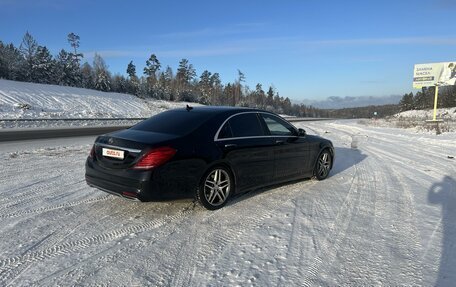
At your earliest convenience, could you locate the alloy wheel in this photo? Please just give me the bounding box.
[203,168,231,207]
[316,151,331,180]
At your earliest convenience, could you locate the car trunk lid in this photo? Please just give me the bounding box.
[94,129,179,169]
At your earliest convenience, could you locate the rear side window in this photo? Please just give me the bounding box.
[218,122,233,139]
[225,113,264,138]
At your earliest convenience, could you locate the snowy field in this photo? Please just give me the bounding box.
[0,120,455,286]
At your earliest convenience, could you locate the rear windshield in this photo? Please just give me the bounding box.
[130,110,211,135]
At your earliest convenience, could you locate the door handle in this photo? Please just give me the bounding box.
[275,140,284,145]
[224,144,237,148]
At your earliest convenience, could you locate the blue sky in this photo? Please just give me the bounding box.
[1,0,455,102]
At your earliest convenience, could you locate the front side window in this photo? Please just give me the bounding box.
[261,114,296,136]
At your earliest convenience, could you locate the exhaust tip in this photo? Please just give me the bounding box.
[122,191,139,200]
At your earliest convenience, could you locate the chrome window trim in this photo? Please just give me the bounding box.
[95,143,142,153]
[213,111,298,141]
[215,135,298,142]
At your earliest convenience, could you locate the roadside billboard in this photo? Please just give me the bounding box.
[413,62,456,89]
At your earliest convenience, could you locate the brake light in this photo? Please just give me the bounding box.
[89,145,95,158]
[133,146,176,170]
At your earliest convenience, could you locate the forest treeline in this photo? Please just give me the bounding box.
[3,32,453,119]
[0,32,327,117]
[399,86,456,112]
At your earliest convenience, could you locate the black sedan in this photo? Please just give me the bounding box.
[85,106,334,210]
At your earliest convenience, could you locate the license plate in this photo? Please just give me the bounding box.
[102,148,124,159]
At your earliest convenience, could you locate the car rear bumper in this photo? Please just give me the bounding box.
[85,174,142,201]
[85,157,199,201]
[85,158,164,201]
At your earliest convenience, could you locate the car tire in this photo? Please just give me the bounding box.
[314,149,332,180]
[197,166,233,210]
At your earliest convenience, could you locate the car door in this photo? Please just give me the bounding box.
[215,112,275,192]
[259,113,311,182]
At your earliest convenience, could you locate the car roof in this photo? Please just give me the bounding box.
[177,105,265,115]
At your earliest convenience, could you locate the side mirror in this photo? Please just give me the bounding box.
[298,128,306,136]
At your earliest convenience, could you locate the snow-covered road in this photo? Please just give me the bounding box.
[0,120,455,286]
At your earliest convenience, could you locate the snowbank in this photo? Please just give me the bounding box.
[358,107,456,133]
[392,107,456,120]
[0,79,199,119]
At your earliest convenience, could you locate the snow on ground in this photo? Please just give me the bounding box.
[359,107,456,133]
[0,79,200,124]
[0,119,142,129]
[0,120,455,286]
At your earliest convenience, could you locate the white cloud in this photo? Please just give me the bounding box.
[82,36,456,60]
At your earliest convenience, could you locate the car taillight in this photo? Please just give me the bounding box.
[89,145,95,158]
[133,146,176,170]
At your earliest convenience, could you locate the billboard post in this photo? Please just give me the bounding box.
[413,61,455,122]
[433,86,439,121]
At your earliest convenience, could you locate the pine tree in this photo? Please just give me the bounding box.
[210,73,222,105]
[80,62,94,89]
[176,58,196,85]
[440,86,456,108]
[67,32,84,68]
[19,31,38,82]
[283,97,292,115]
[67,33,80,55]
[0,42,25,80]
[143,54,161,98]
[234,69,245,106]
[56,49,81,86]
[266,86,274,108]
[127,61,137,79]
[66,33,83,86]
[198,70,212,104]
[93,53,111,92]
[111,74,128,93]
[254,83,265,108]
[126,61,139,96]
[399,92,414,111]
[143,54,160,79]
[176,58,196,101]
[414,87,434,109]
[33,46,55,84]
[0,41,6,79]
[163,65,175,101]
[223,83,235,106]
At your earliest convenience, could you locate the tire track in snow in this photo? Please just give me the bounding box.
[141,200,264,286]
[180,181,320,286]
[306,121,426,285]
[0,193,110,220]
[34,203,199,287]
[0,179,85,212]
[364,149,424,285]
[275,198,308,286]
[300,160,365,286]
[0,204,197,285]
[138,182,317,286]
[1,200,128,286]
[0,172,69,202]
